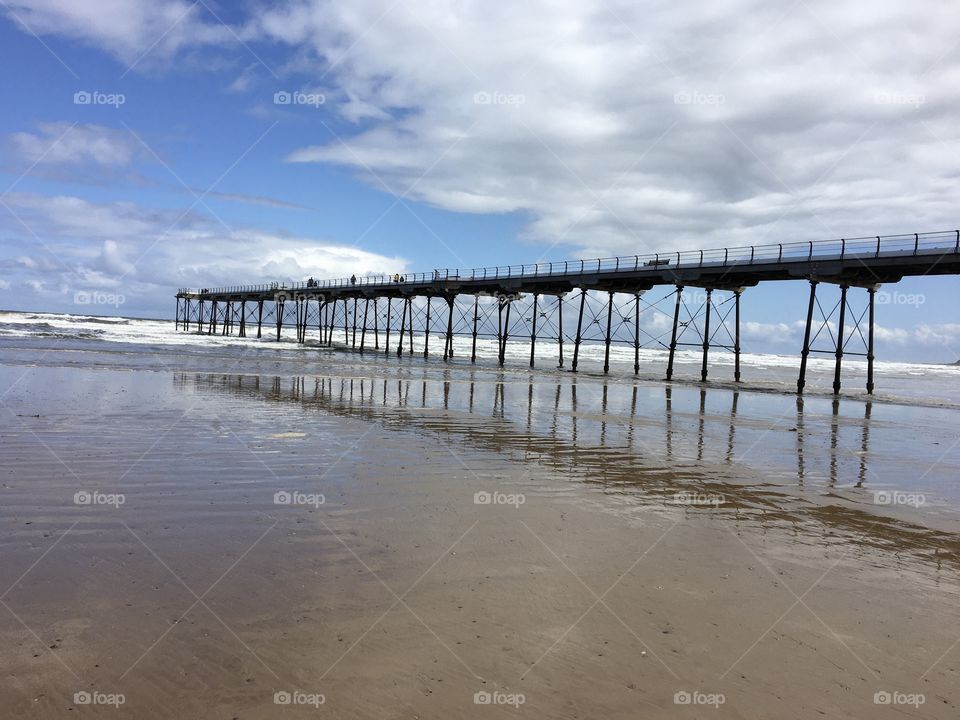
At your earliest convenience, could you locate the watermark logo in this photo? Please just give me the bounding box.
[74,690,125,707]
[73,90,125,108]
[674,90,725,106]
[474,690,525,707]
[875,290,924,307]
[74,290,125,308]
[274,90,325,108]
[673,491,724,507]
[474,91,526,107]
[874,490,925,508]
[674,690,725,707]
[874,91,925,108]
[474,490,525,508]
[274,690,325,707]
[274,490,325,508]
[874,690,925,707]
[74,490,125,508]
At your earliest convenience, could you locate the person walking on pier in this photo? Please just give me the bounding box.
[350,274,357,285]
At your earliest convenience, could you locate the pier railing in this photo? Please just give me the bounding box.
[179,230,960,296]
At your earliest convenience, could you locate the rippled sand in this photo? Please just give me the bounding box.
[1,349,958,718]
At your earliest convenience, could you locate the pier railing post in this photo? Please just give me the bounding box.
[571,289,587,372]
[798,280,818,393]
[700,288,713,381]
[666,286,683,380]
[833,284,848,394]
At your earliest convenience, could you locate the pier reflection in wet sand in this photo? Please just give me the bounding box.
[181,371,960,572]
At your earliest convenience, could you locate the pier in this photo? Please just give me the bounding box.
[175,230,960,393]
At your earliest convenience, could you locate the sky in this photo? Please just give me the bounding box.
[0,0,959,361]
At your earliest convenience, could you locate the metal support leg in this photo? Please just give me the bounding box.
[360,298,369,352]
[666,286,683,380]
[257,300,263,339]
[798,280,818,394]
[275,299,283,340]
[343,298,349,345]
[500,300,512,366]
[210,300,218,335]
[352,298,358,348]
[397,298,408,356]
[634,292,641,374]
[603,291,614,374]
[471,296,479,362]
[373,299,379,349]
[185,299,191,332]
[424,297,432,357]
[866,287,876,394]
[529,293,539,368]
[571,289,587,372]
[408,298,415,355]
[700,288,713,381]
[734,290,741,382]
[385,298,393,354]
[444,296,455,361]
[833,285,848,394]
[175,297,180,330]
[557,295,564,368]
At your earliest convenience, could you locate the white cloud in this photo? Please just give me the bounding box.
[10,122,139,166]
[2,0,229,64]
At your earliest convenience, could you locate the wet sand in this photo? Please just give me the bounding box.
[1,354,959,718]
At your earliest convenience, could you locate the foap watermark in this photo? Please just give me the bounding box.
[74,490,125,508]
[74,690,125,708]
[474,490,525,508]
[674,90,725,106]
[673,491,724,508]
[274,90,325,108]
[474,690,525,707]
[474,91,526,107]
[875,290,924,307]
[274,490,325,508]
[874,490,925,508]
[874,690,925,708]
[74,290,125,308]
[73,90,125,108]
[674,690,725,708]
[274,690,325,707]
[874,91,925,108]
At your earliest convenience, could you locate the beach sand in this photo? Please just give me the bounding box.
[1,351,958,718]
